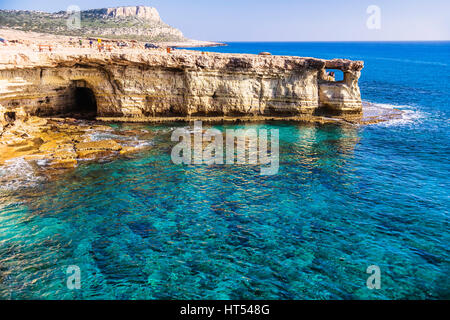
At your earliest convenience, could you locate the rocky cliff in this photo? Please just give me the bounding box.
[103,6,161,22]
[0,49,364,127]
[0,6,184,42]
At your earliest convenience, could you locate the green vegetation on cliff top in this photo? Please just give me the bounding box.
[0,9,186,42]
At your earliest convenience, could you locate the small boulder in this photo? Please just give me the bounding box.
[49,159,77,169]
[77,150,114,159]
[75,139,122,152]
[120,146,139,155]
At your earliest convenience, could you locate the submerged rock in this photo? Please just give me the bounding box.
[0,117,151,175]
[75,140,122,152]
[50,159,78,169]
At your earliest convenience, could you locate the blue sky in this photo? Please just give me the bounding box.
[0,0,449,41]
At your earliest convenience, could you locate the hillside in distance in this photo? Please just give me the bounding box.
[0,6,186,42]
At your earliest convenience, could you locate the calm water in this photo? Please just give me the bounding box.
[0,42,449,299]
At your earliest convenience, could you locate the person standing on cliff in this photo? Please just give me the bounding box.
[97,39,102,52]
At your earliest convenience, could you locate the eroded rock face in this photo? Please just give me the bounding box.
[0,50,364,124]
[317,60,364,114]
[104,6,161,22]
[0,116,150,169]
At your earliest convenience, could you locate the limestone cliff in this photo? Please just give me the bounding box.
[103,6,161,22]
[0,50,364,126]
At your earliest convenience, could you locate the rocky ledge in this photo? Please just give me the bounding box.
[0,47,369,179]
[0,48,364,128]
[0,116,152,171]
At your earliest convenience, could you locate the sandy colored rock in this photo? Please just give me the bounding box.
[75,140,122,152]
[39,140,58,152]
[90,125,115,131]
[105,6,161,22]
[22,153,49,161]
[0,39,363,123]
[119,146,140,155]
[26,117,48,126]
[52,149,77,160]
[76,149,114,159]
[0,117,148,169]
[49,159,77,169]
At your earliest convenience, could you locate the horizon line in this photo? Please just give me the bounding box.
[210,40,450,43]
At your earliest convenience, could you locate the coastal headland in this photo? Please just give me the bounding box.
[0,31,364,123]
[0,29,394,172]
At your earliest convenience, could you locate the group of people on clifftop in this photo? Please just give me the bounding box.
[67,37,159,52]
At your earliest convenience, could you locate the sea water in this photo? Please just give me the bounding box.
[0,42,449,299]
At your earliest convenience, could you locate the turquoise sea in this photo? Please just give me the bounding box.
[0,42,449,299]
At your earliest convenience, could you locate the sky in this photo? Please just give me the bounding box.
[0,0,449,41]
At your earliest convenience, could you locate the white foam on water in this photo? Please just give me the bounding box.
[0,157,45,191]
[84,128,155,155]
[372,57,449,67]
[36,159,49,166]
[86,130,130,141]
[132,140,154,148]
[364,102,427,127]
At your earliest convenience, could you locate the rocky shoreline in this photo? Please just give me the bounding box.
[0,41,364,122]
[0,101,403,182]
[96,101,403,125]
[0,30,401,180]
[0,116,152,171]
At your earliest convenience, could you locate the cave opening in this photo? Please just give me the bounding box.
[4,111,16,123]
[72,86,98,119]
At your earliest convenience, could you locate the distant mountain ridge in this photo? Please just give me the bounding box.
[0,6,186,42]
